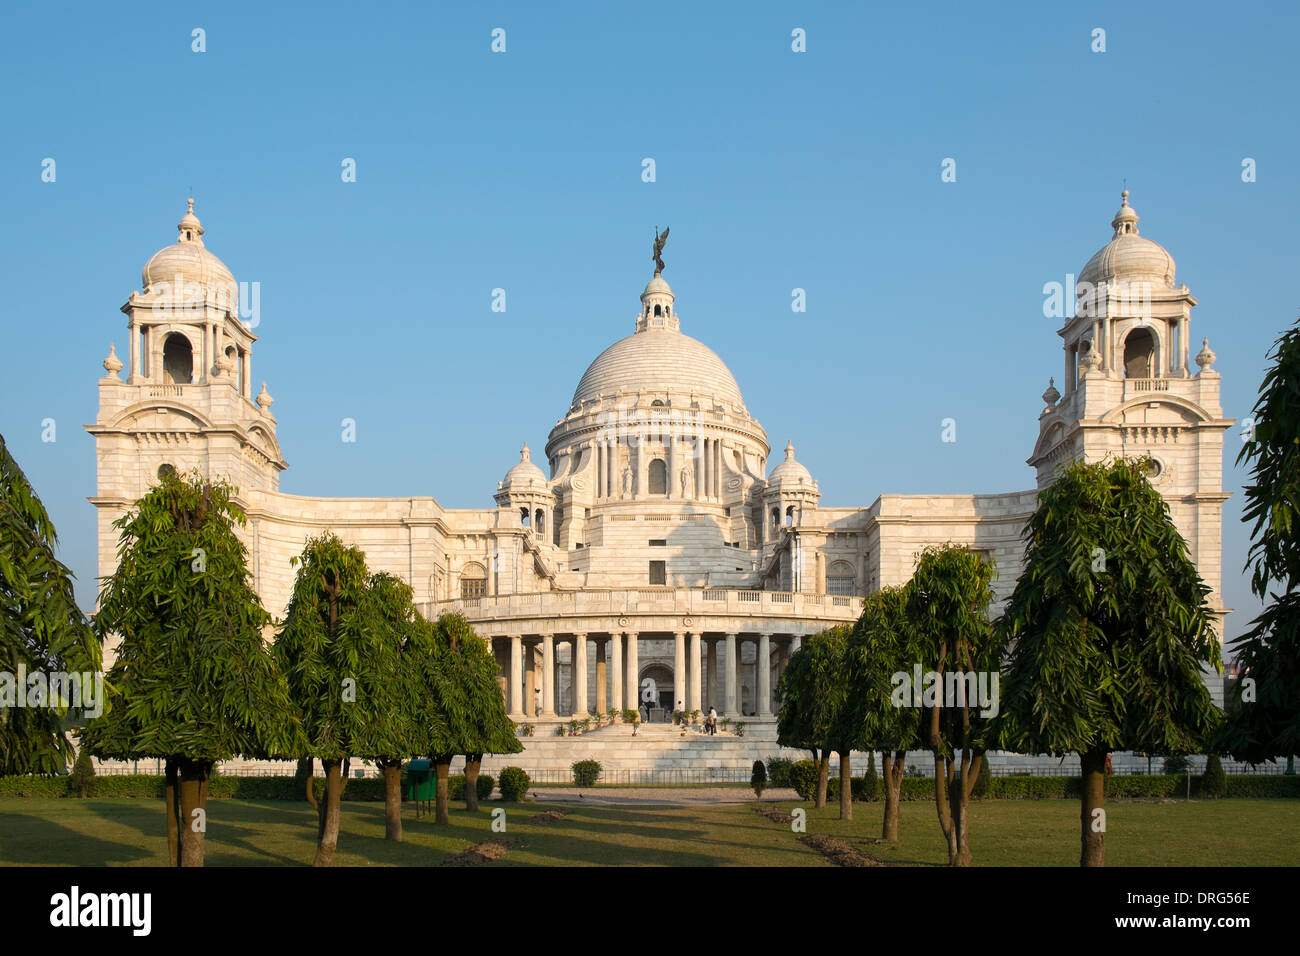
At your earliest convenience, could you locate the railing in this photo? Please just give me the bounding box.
[1127,378,1170,392]
[425,587,864,623]
[148,385,184,398]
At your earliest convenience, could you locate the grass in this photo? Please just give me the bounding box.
[0,796,1296,867]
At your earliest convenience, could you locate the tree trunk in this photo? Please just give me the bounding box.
[838,751,852,820]
[814,753,830,809]
[177,758,209,868]
[314,759,343,867]
[381,760,402,842]
[299,757,317,810]
[1080,746,1107,868]
[434,757,452,825]
[164,758,180,866]
[464,755,482,811]
[881,750,905,842]
[934,753,961,865]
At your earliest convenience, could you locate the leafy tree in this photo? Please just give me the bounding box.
[820,625,864,819]
[847,585,922,840]
[407,612,520,823]
[750,759,767,798]
[993,459,1222,867]
[274,533,394,865]
[776,629,848,808]
[1217,316,1300,767]
[908,544,1000,867]
[80,471,301,866]
[365,572,431,841]
[1200,753,1227,798]
[0,434,101,775]
[69,747,95,798]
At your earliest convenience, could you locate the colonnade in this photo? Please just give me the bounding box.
[496,631,804,721]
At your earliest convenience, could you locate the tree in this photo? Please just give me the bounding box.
[274,533,393,866]
[846,585,923,841]
[80,471,301,866]
[993,459,1222,867]
[907,544,1000,867]
[438,612,519,812]
[1217,316,1300,767]
[776,628,849,809]
[819,626,863,820]
[0,434,101,776]
[407,612,520,824]
[364,572,430,841]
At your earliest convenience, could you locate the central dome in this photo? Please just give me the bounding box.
[570,272,746,411]
[572,330,745,409]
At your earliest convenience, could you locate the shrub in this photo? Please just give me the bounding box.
[572,759,602,787]
[751,760,767,798]
[766,756,794,789]
[476,773,495,801]
[827,775,872,802]
[68,750,95,798]
[862,753,879,802]
[620,708,640,725]
[1200,754,1227,798]
[1163,755,1191,775]
[498,766,530,802]
[733,722,746,737]
[789,760,819,801]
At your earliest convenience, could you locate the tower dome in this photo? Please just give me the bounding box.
[141,199,239,309]
[1078,191,1176,289]
[500,443,548,489]
[767,441,815,488]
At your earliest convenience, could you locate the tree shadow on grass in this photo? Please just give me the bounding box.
[0,809,154,866]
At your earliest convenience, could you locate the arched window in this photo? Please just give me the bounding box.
[534,509,545,535]
[771,507,780,529]
[827,560,856,596]
[157,463,177,481]
[1123,328,1156,379]
[654,304,662,317]
[648,458,667,495]
[460,562,487,599]
[162,333,193,385]
[784,505,795,526]
[520,507,530,527]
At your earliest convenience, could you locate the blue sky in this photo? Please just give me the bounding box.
[1,1,1295,647]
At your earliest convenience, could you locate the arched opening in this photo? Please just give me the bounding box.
[459,562,487,599]
[520,507,530,527]
[1123,327,1156,379]
[639,663,674,719]
[157,463,177,481]
[653,304,662,317]
[534,509,545,535]
[648,458,667,495]
[771,507,780,529]
[162,333,193,385]
[827,560,856,596]
[784,505,795,526]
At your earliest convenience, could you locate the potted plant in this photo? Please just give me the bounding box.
[689,709,701,727]
[568,719,581,736]
[734,721,746,738]
[621,708,640,735]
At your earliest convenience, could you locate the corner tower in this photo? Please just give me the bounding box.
[1029,191,1234,636]
[87,201,288,587]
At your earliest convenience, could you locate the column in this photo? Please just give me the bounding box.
[542,634,555,717]
[695,437,704,498]
[758,632,772,716]
[689,632,702,713]
[703,439,712,500]
[714,439,722,497]
[724,633,738,717]
[666,435,674,499]
[573,633,589,717]
[525,643,538,716]
[673,633,686,714]
[790,635,802,654]
[1179,313,1190,373]
[736,638,745,715]
[626,632,639,713]
[610,632,624,717]
[596,639,607,717]
[509,635,523,718]
[703,639,714,711]
[128,320,139,383]
[608,440,616,500]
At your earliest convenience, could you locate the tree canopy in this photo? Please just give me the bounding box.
[1217,315,1300,763]
[0,434,101,775]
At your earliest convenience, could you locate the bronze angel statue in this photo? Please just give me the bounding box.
[652,226,669,274]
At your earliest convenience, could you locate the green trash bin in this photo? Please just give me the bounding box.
[406,759,435,818]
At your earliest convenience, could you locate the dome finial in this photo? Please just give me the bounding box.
[1110,189,1139,237]
[1121,188,1129,207]
[520,443,531,462]
[785,441,795,460]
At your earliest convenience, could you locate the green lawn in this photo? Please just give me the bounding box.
[0,797,1295,866]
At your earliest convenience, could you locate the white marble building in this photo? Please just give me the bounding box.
[87,194,1232,775]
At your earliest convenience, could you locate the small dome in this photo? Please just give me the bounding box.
[1078,191,1176,289]
[141,199,238,307]
[768,441,813,485]
[502,443,547,486]
[643,274,672,296]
